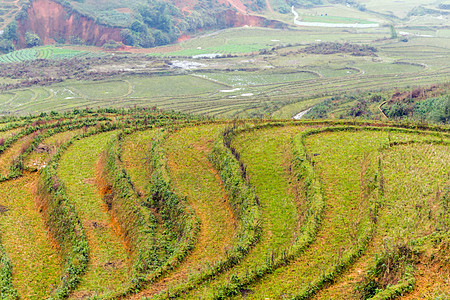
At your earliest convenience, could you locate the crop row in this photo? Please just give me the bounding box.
[0,116,448,298]
[0,48,91,64]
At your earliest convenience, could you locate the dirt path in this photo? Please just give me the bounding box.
[130,125,237,298]
[0,174,62,298]
[293,108,312,120]
[223,0,247,14]
[265,0,274,14]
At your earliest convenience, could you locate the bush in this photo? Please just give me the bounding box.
[357,243,417,299]
[25,32,42,48]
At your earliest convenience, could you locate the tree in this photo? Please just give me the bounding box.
[3,21,18,41]
[390,25,397,39]
[131,21,145,33]
[25,32,42,48]
[0,40,14,54]
[121,29,135,46]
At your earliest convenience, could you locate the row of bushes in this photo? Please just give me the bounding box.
[101,132,200,297]
[0,120,119,299]
[155,125,262,299]
[207,125,326,298]
[2,119,115,298]
[36,121,121,299]
[0,110,204,297]
[0,238,18,299]
[294,127,449,299]
[0,116,107,182]
[32,111,206,297]
[142,133,200,281]
[207,123,437,298]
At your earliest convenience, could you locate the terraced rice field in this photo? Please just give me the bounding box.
[0,47,98,64]
[0,109,448,299]
[0,61,448,119]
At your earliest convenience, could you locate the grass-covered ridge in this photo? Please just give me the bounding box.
[0,109,448,299]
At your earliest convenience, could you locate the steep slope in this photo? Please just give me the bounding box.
[16,0,124,48]
[11,0,285,49]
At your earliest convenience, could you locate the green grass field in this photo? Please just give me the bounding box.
[58,131,132,298]
[0,22,447,120]
[0,0,448,297]
[0,111,448,299]
[0,46,93,64]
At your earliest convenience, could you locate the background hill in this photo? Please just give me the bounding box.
[0,0,448,122]
[0,0,447,51]
[0,0,285,50]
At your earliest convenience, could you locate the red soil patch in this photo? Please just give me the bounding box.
[115,44,183,54]
[177,35,191,43]
[16,0,123,48]
[115,7,132,14]
[95,155,132,251]
[222,10,286,28]
[218,0,248,14]
[181,7,192,15]
[171,0,197,10]
[15,0,283,50]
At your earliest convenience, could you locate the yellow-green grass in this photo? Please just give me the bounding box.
[290,4,385,23]
[380,142,449,246]
[136,125,237,297]
[128,76,228,98]
[0,127,22,141]
[363,0,438,19]
[0,133,35,177]
[24,129,84,170]
[70,80,131,100]
[58,131,131,298]
[122,129,162,198]
[313,141,449,299]
[0,174,62,298]
[186,126,302,298]
[378,143,449,299]
[240,129,446,298]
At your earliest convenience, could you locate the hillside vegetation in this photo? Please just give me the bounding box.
[0,109,448,299]
[0,0,447,298]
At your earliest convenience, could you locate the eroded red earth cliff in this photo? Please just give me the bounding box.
[16,0,284,49]
[17,0,123,48]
